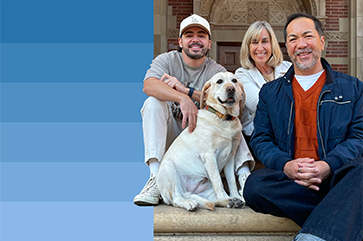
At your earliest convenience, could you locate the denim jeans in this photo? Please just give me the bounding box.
[243,158,363,241]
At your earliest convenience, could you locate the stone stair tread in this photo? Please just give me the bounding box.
[155,235,296,241]
[154,204,300,234]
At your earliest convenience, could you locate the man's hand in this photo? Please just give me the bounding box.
[160,74,200,132]
[144,75,199,132]
[179,95,198,132]
[284,158,314,180]
[160,74,189,95]
[295,160,332,191]
[283,158,332,191]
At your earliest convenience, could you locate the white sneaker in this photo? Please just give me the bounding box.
[294,233,326,241]
[238,172,250,202]
[134,175,160,206]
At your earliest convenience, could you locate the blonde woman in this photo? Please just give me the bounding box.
[236,21,291,139]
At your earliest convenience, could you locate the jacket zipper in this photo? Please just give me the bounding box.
[287,101,293,156]
[317,90,330,159]
[320,100,351,105]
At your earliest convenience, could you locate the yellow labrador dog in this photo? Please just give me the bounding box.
[156,72,246,211]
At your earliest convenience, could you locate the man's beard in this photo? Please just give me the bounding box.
[182,43,209,59]
[289,48,321,71]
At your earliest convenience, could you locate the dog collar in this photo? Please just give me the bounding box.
[205,106,235,121]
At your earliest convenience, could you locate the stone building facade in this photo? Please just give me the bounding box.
[154,0,362,79]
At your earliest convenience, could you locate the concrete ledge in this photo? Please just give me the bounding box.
[154,204,300,234]
[155,235,297,241]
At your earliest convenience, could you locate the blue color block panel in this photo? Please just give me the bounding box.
[1,43,153,83]
[0,83,148,122]
[0,202,153,241]
[0,0,155,239]
[0,122,144,162]
[0,0,153,43]
[0,162,150,202]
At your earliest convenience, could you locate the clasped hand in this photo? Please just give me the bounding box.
[283,158,332,191]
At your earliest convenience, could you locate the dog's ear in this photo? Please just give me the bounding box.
[200,81,211,109]
[238,82,246,120]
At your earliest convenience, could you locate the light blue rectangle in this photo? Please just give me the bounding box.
[0,43,153,83]
[0,0,153,43]
[0,122,144,162]
[0,162,150,202]
[0,83,148,122]
[0,201,154,241]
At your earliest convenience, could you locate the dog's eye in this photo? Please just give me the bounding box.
[232,78,238,83]
[216,79,223,84]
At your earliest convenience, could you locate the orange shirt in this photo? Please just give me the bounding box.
[292,71,326,160]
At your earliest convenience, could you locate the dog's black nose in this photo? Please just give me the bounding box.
[226,86,235,94]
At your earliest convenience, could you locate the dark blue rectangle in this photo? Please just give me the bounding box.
[1,123,144,162]
[0,83,147,122]
[1,43,153,83]
[0,0,153,43]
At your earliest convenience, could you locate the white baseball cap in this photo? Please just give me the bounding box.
[179,14,211,37]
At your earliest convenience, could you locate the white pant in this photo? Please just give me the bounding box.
[141,96,255,172]
[141,97,183,164]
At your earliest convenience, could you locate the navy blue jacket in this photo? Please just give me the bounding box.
[250,58,363,172]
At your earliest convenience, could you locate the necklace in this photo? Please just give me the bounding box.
[262,71,275,82]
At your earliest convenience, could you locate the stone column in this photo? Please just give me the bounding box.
[154,0,168,57]
[350,0,363,79]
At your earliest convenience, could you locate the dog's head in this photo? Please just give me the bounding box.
[200,72,245,118]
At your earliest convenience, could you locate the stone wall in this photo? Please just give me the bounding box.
[155,0,362,78]
[167,0,193,51]
[325,0,349,74]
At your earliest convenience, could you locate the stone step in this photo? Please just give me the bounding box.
[154,204,300,241]
[155,235,297,241]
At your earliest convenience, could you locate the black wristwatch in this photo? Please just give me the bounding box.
[188,87,195,98]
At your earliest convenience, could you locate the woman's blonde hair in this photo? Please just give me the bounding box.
[240,21,283,69]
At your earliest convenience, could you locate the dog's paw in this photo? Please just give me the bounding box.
[227,197,245,209]
[179,200,200,212]
[186,202,199,212]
